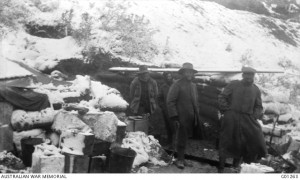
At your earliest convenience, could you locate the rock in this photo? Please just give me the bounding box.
[0,125,14,152]
[13,129,46,152]
[0,102,13,125]
[32,143,65,173]
[52,111,92,134]
[122,132,169,167]
[261,124,285,137]
[81,112,118,142]
[0,151,26,171]
[11,108,55,132]
[60,130,95,156]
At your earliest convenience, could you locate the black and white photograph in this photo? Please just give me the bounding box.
[0,0,300,176]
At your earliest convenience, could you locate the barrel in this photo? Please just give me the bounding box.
[64,153,90,173]
[92,139,111,156]
[21,137,43,167]
[109,147,136,173]
[89,156,106,173]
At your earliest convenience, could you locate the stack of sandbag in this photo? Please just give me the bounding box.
[11,108,56,152]
[259,87,300,157]
[197,84,222,121]
[196,79,225,140]
[260,88,294,143]
[262,88,292,123]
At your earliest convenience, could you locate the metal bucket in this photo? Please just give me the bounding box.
[21,137,43,167]
[108,147,136,173]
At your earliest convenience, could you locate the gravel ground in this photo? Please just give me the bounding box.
[135,160,238,173]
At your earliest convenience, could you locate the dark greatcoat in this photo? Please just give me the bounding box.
[218,80,267,163]
[158,82,174,143]
[167,78,204,138]
[129,77,158,114]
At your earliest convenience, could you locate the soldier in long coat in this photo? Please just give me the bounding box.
[158,72,174,147]
[218,66,267,173]
[167,62,204,169]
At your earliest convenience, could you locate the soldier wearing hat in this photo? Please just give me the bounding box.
[218,66,267,173]
[167,62,205,169]
[129,65,158,115]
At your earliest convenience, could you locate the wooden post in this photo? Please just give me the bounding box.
[0,102,13,125]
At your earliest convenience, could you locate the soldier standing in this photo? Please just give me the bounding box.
[167,62,204,169]
[218,66,267,173]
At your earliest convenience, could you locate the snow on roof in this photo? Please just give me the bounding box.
[0,57,33,80]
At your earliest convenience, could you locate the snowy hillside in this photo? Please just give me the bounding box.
[1,0,300,71]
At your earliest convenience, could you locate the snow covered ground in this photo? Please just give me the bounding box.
[1,0,300,71]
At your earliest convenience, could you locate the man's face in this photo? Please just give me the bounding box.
[242,73,255,84]
[183,70,194,81]
[139,73,150,81]
[166,73,173,83]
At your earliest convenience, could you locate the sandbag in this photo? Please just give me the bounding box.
[278,113,293,124]
[202,85,222,95]
[198,91,219,100]
[99,94,128,112]
[198,103,219,122]
[11,108,55,132]
[51,111,92,134]
[263,102,291,115]
[81,111,118,142]
[208,79,228,88]
[198,95,219,108]
[262,90,290,103]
